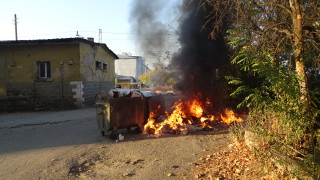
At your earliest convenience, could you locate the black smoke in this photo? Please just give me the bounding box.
[171,1,229,109]
[129,0,168,54]
[129,1,230,109]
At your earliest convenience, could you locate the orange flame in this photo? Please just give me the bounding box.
[220,109,244,125]
[143,94,245,135]
[188,99,203,118]
[144,100,190,134]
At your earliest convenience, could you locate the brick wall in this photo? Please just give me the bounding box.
[0,81,114,112]
[3,82,75,111]
[82,81,115,106]
[1,81,114,112]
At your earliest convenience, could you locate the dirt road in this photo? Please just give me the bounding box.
[0,108,232,180]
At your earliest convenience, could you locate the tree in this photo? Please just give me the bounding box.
[196,0,320,175]
[138,63,179,89]
[138,71,152,86]
[201,0,319,103]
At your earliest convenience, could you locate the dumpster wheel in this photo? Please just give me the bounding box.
[135,125,143,133]
[101,131,105,136]
[110,131,119,140]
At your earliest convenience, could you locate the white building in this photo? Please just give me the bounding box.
[115,55,150,80]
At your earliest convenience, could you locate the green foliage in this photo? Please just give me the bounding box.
[201,0,320,176]
[226,28,320,176]
[138,71,152,85]
[138,67,179,89]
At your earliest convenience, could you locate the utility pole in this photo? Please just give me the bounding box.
[99,29,102,43]
[14,14,18,40]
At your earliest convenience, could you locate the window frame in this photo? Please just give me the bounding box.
[103,63,107,72]
[36,61,52,80]
[95,61,102,70]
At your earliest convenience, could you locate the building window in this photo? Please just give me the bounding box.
[103,63,107,72]
[96,61,102,70]
[37,61,51,79]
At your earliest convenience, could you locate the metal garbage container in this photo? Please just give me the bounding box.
[95,89,165,137]
[96,102,111,135]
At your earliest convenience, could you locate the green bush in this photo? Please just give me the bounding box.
[226,30,320,177]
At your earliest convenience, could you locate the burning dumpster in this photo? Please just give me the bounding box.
[95,89,165,137]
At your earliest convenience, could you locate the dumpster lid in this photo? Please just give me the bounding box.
[108,89,160,98]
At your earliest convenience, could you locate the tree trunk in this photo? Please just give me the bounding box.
[290,0,308,104]
[290,0,314,148]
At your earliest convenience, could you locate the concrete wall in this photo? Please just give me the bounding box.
[115,58,137,78]
[0,40,116,111]
[0,56,7,96]
[115,56,150,80]
[0,43,81,111]
[78,43,116,106]
[79,43,115,82]
[0,81,115,111]
[69,81,115,108]
[135,56,150,79]
[0,43,80,84]
[82,81,114,106]
[2,82,76,111]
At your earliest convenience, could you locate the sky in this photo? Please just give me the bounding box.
[0,0,180,66]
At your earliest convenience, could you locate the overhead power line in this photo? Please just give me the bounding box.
[8,30,178,39]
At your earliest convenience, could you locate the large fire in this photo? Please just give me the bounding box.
[143,93,244,135]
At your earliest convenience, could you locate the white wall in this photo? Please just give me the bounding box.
[115,58,137,78]
[115,56,149,80]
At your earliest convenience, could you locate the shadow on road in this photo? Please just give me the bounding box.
[0,108,111,154]
[0,108,230,154]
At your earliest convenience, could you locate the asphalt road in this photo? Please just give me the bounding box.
[0,108,108,179]
[0,108,231,180]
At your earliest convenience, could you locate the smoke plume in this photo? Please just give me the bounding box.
[171,1,229,108]
[130,1,169,54]
[129,1,230,109]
